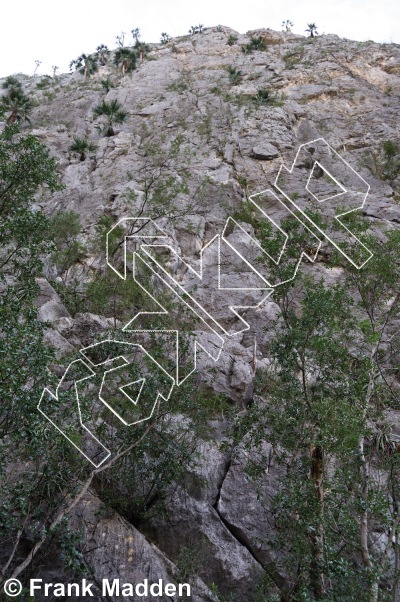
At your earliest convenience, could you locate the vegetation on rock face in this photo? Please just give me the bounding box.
[135,40,151,62]
[96,44,110,66]
[227,66,243,85]
[306,22,319,37]
[49,209,87,279]
[0,87,33,125]
[115,31,126,47]
[189,24,204,34]
[69,53,98,82]
[160,32,171,44]
[0,114,224,592]
[282,19,294,32]
[113,47,137,75]
[131,27,141,44]
[92,98,129,136]
[227,34,238,46]
[1,76,22,90]
[100,76,115,93]
[242,35,268,54]
[223,211,400,601]
[1,21,400,601]
[68,135,98,162]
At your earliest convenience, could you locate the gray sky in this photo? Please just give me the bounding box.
[1,0,399,78]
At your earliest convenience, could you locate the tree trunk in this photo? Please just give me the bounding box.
[84,65,88,83]
[122,63,126,76]
[310,31,314,38]
[6,110,17,125]
[310,444,325,599]
[80,152,86,162]
[107,126,115,137]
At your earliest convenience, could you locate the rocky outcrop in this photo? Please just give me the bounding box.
[3,24,400,599]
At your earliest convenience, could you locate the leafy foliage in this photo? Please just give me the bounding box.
[160,32,171,44]
[69,53,98,82]
[306,23,319,37]
[227,66,243,85]
[223,211,400,600]
[96,44,110,66]
[1,76,22,90]
[1,87,33,125]
[113,47,137,75]
[227,34,238,46]
[93,99,129,137]
[189,24,204,34]
[68,135,98,161]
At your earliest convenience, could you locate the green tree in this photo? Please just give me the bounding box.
[135,41,151,62]
[49,209,88,279]
[0,115,219,590]
[189,24,204,34]
[113,47,137,76]
[160,32,171,44]
[282,19,294,32]
[68,135,98,161]
[93,99,129,136]
[131,27,141,44]
[96,44,110,66]
[224,211,400,601]
[1,87,33,126]
[305,23,319,37]
[69,53,98,83]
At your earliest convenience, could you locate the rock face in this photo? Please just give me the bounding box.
[67,493,216,602]
[3,24,400,599]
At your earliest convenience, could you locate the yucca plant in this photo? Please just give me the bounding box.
[244,35,267,53]
[1,87,33,125]
[69,53,98,82]
[135,41,151,62]
[282,19,294,32]
[68,136,98,161]
[305,23,318,37]
[113,48,136,76]
[370,423,397,456]
[227,66,242,85]
[189,24,204,34]
[96,45,110,66]
[131,28,141,44]
[160,32,171,45]
[252,89,274,106]
[101,77,115,93]
[115,32,126,47]
[93,99,129,137]
[227,35,238,46]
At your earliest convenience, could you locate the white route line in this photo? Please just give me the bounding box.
[39,138,374,464]
[37,359,111,468]
[273,137,373,269]
[38,342,175,466]
[79,340,174,425]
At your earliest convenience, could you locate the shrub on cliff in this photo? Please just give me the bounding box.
[92,99,128,136]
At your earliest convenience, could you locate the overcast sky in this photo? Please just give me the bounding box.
[1,0,399,78]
